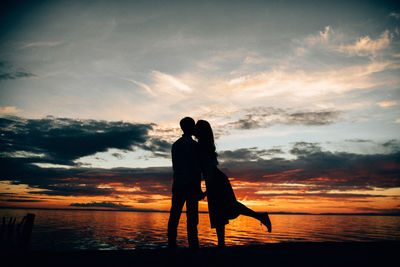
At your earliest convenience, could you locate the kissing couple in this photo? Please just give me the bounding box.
[167,117,271,249]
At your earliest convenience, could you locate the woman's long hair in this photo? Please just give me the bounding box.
[195,120,217,157]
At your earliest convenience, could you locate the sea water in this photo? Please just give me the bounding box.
[1,209,399,251]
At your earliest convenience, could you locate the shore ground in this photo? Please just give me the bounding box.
[3,241,399,267]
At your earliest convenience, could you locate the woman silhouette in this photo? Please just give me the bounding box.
[194,120,271,248]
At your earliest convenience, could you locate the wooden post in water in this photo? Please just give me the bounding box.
[0,217,5,242]
[20,213,35,250]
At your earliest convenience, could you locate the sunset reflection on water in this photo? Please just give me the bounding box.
[1,209,399,251]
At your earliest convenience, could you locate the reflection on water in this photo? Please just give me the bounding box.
[1,209,399,251]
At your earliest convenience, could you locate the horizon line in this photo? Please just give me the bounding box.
[1,206,399,216]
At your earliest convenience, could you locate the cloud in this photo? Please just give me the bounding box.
[289,142,322,156]
[221,144,400,192]
[344,139,373,143]
[0,116,174,197]
[287,111,341,125]
[0,61,36,80]
[0,193,46,203]
[2,199,44,202]
[300,27,393,58]
[294,25,338,56]
[225,107,341,130]
[131,79,156,96]
[22,42,61,48]
[121,77,156,96]
[225,59,393,105]
[381,139,400,153]
[377,100,397,108]
[141,138,171,158]
[70,201,132,209]
[254,192,386,199]
[226,115,261,130]
[29,183,115,196]
[111,152,124,159]
[0,153,173,197]
[218,147,284,161]
[0,117,398,200]
[304,26,332,46]
[0,116,169,165]
[152,70,192,93]
[0,106,20,114]
[1,139,399,199]
[337,30,392,57]
[0,70,36,80]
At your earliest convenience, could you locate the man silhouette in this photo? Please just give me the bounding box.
[167,117,203,249]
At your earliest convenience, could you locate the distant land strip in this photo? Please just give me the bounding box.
[1,206,400,216]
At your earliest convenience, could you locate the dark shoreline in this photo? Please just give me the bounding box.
[3,241,400,267]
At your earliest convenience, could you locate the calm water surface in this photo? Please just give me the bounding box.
[1,209,399,251]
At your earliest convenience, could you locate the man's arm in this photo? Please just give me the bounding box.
[171,142,177,173]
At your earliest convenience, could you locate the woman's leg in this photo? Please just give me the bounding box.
[237,201,261,220]
[236,201,272,232]
[216,224,225,248]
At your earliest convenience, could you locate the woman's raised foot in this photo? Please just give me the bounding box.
[260,212,271,233]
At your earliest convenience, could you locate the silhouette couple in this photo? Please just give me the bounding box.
[167,117,271,249]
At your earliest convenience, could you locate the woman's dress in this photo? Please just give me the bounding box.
[201,152,240,228]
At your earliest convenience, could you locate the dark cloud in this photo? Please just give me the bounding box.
[70,201,132,209]
[111,152,124,159]
[134,197,164,204]
[2,199,43,202]
[287,111,340,126]
[1,139,399,198]
[289,142,322,156]
[30,184,115,196]
[254,192,387,199]
[228,182,392,201]
[345,139,373,143]
[218,147,284,161]
[0,192,48,202]
[0,70,36,80]
[0,71,36,80]
[0,155,173,197]
[0,193,45,203]
[227,115,261,130]
[0,61,36,80]
[141,138,171,158]
[0,116,169,165]
[221,148,400,191]
[0,115,398,199]
[0,116,175,197]
[225,107,341,130]
[382,139,400,152]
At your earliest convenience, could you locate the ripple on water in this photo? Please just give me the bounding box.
[1,210,399,251]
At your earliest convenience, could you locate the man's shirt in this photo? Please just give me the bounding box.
[171,134,201,190]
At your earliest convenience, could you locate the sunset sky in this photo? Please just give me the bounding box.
[1,0,399,214]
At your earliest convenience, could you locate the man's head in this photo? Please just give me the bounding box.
[180,117,195,135]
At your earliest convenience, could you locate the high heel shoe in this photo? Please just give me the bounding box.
[260,212,272,233]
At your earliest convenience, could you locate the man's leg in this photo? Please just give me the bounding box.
[167,193,185,248]
[216,224,225,248]
[186,199,199,249]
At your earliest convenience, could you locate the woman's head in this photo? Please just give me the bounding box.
[195,120,216,156]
